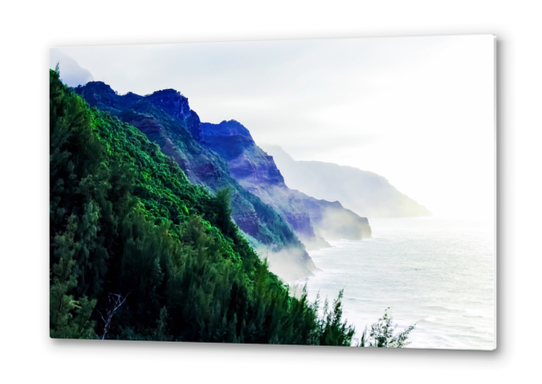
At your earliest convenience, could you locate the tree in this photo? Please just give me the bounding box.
[213,187,234,236]
[318,290,355,346]
[358,307,416,348]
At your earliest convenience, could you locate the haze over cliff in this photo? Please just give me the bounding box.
[198,120,371,250]
[263,145,431,218]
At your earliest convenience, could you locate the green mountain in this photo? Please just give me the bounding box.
[49,69,355,344]
[73,82,314,280]
[74,82,372,259]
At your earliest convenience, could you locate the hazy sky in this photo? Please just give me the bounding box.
[51,35,495,219]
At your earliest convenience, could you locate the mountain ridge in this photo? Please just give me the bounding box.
[263,145,431,218]
[75,82,372,275]
[75,82,314,280]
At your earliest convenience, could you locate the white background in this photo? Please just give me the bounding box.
[1,0,539,382]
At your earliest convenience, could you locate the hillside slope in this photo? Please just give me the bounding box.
[74,82,314,279]
[50,69,354,344]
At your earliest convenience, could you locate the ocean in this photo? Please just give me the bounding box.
[291,217,496,350]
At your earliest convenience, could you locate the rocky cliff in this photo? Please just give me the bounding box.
[197,120,372,249]
[75,82,315,280]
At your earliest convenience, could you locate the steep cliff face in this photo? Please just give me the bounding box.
[200,121,287,186]
[263,145,432,218]
[75,83,315,280]
[144,89,202,140]
[195,120,372,249]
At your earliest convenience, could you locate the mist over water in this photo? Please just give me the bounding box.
[291,217,495,350]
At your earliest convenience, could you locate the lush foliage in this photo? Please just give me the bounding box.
[358,308,416,348]
[49,69,356,344]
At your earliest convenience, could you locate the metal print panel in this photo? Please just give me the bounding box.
[49,35,496,349]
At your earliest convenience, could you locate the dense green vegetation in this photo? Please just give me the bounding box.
[49,69,356,344]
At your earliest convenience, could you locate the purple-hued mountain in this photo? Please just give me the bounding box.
[75,82,373,278]
[197,120,372,250]
[75,82,315,280]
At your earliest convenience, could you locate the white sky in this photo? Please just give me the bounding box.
[52,35,495,219]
